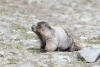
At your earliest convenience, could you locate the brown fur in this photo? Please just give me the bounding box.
[31,21,82,52]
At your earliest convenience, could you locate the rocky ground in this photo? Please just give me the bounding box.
[0,0,100,67]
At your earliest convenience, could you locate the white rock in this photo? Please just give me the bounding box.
[77,47,100,62]
[26,31,33,34]
[80,36,87,40]
[0,51,4,57]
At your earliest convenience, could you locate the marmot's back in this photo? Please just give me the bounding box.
[53,27,70,49]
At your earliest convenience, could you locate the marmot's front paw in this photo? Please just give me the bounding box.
[40,49,47,53]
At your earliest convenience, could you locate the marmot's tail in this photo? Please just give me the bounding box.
[69,42,83,52]
[74,43,83,51]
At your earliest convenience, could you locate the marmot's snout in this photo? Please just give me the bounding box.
[31,25,36,32]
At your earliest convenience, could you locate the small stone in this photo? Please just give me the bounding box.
[17,63,34,67]
[77,47,100,63]
[0,51,4,57]
[26,31,33,34]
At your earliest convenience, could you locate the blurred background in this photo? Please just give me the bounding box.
[0,0,100,67]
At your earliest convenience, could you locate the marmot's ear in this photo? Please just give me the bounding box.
[44,23,52,29]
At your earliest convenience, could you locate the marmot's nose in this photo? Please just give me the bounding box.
[31,25,34,32]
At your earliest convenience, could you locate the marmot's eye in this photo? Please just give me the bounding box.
[37,25,41,29]
[38,24,41,27]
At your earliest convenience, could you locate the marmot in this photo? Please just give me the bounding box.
[31,21,82,52]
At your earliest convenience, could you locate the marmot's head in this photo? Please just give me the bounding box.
[31,21,52,34]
